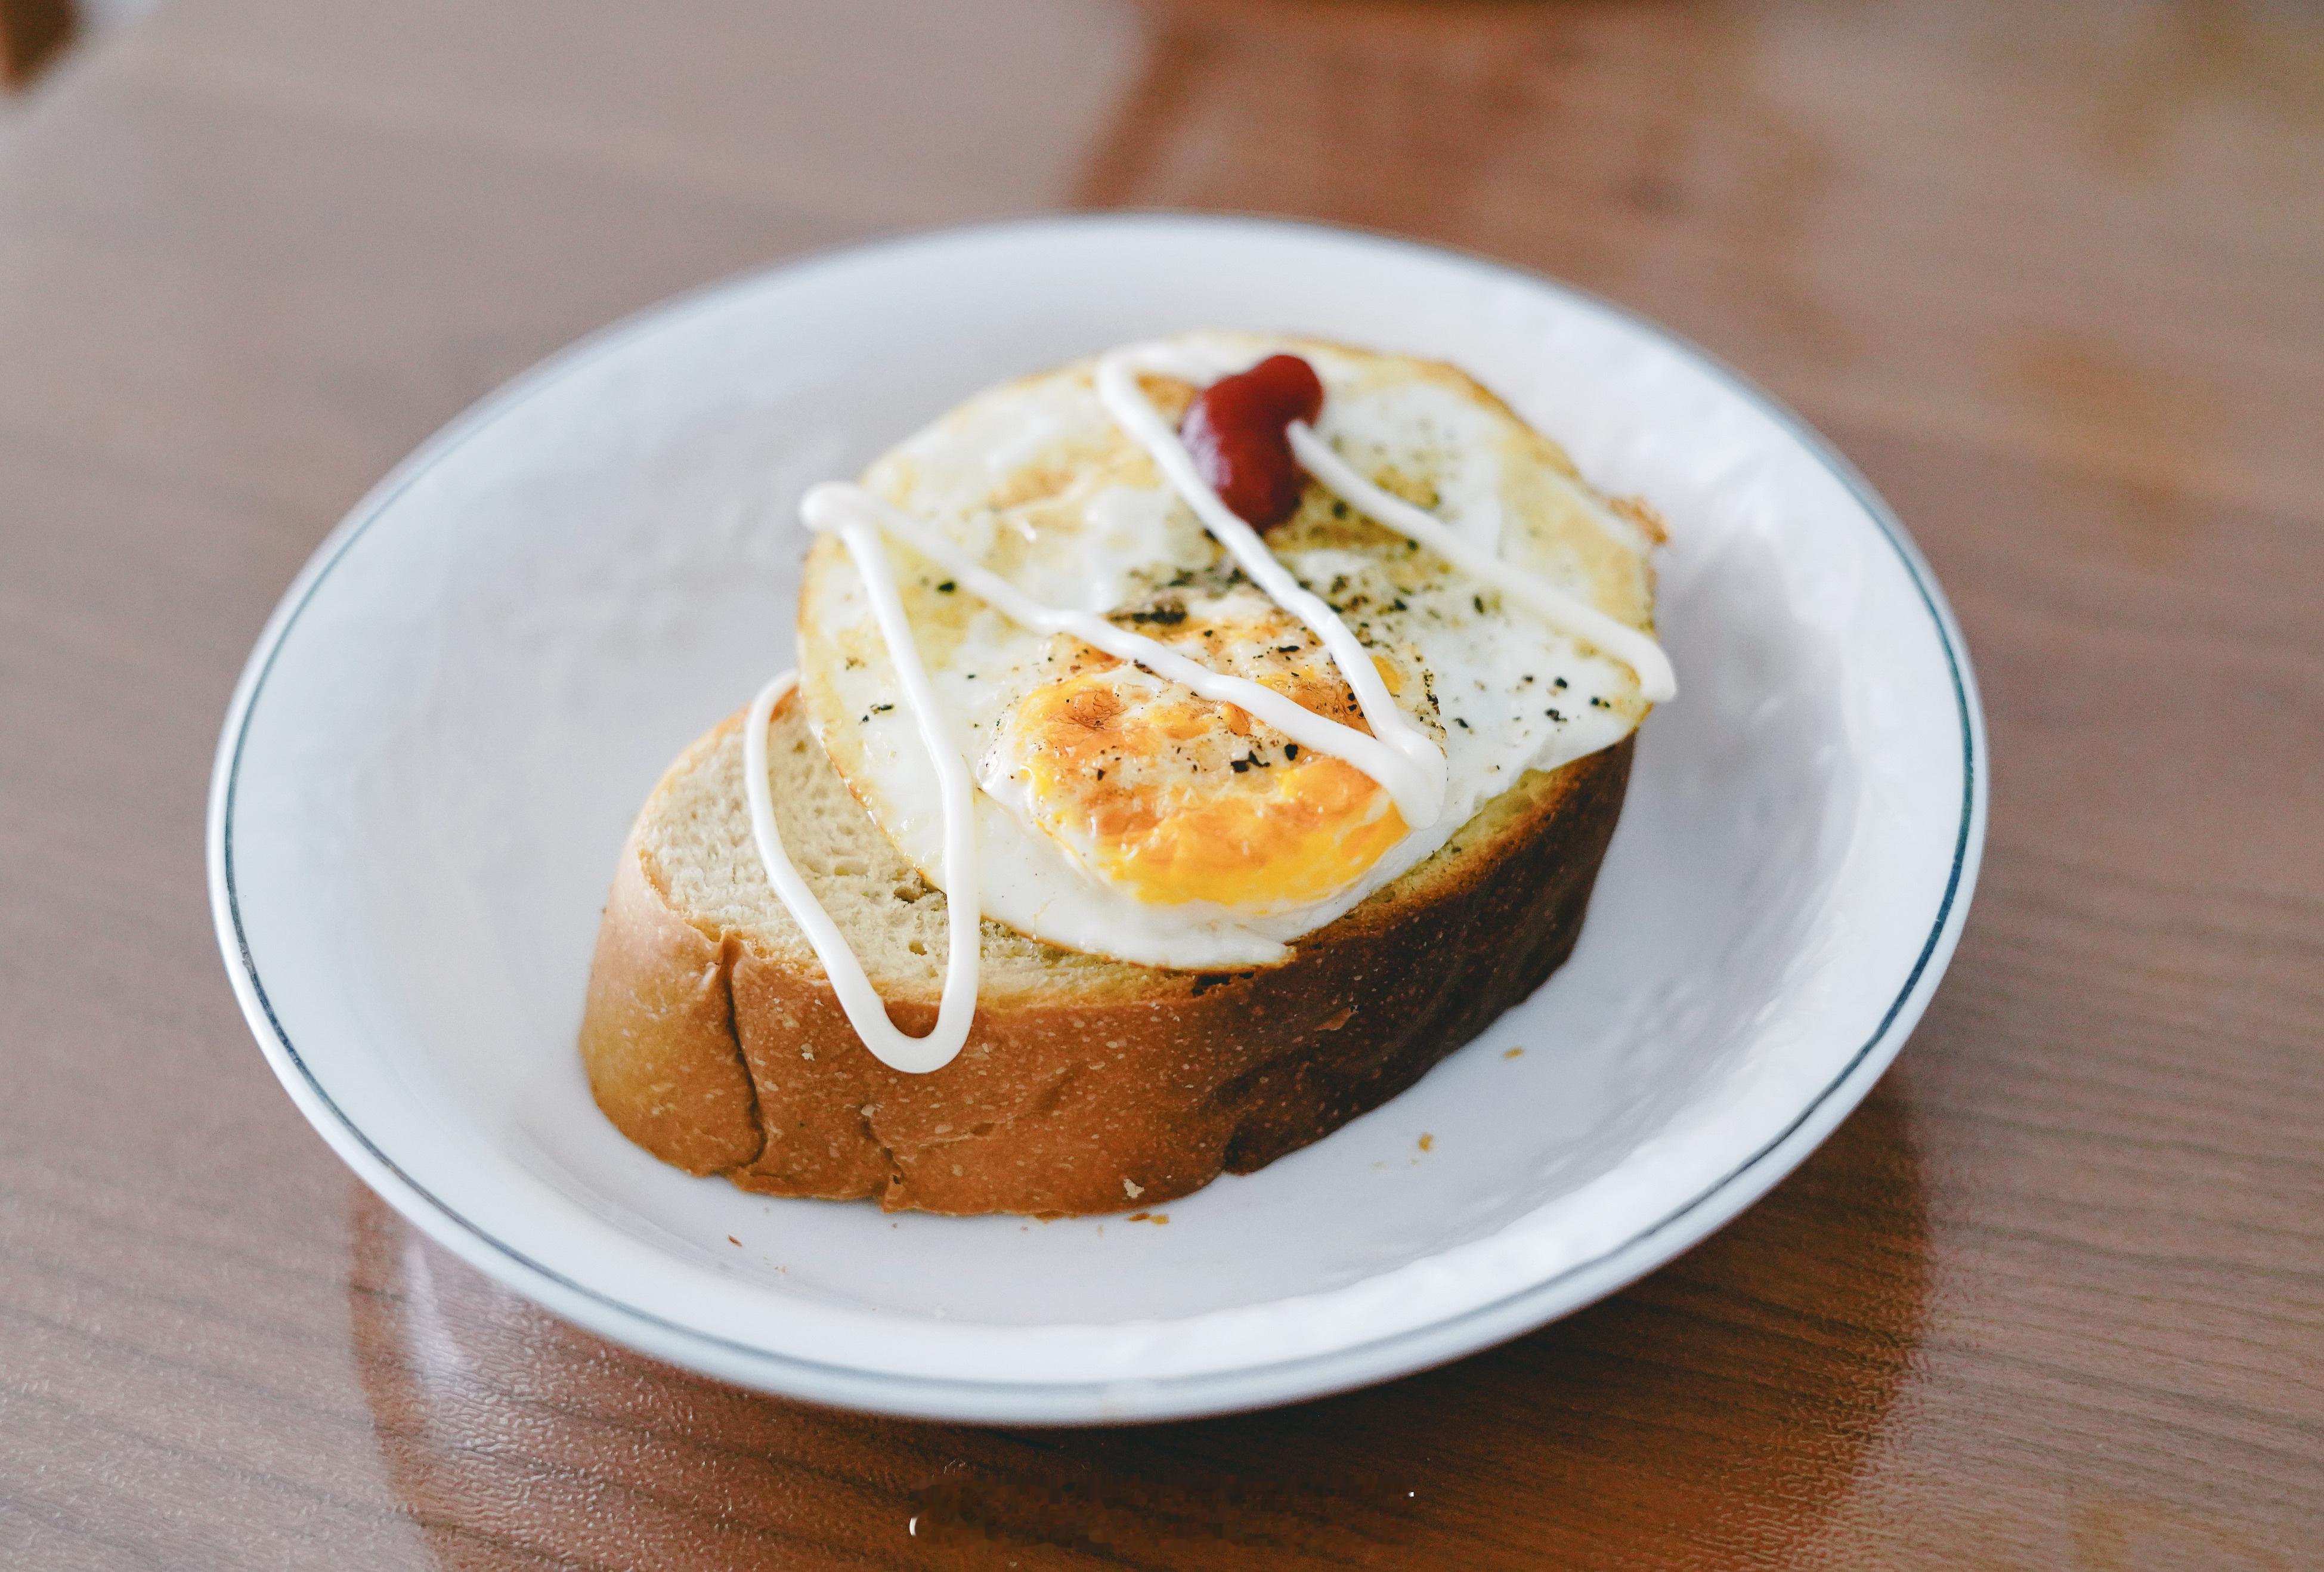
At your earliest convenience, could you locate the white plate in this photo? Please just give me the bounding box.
[208,215,1983,1424]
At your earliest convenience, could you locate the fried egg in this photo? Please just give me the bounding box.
[796,333,1660,969]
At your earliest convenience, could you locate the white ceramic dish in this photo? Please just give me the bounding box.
[208,215,1983,1424]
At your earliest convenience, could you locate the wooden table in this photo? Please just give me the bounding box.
[4,2,2319,1565]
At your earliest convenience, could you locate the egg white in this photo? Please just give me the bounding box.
[795,333,1657,969]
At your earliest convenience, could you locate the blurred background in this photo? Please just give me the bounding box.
[1,3,2317,1568]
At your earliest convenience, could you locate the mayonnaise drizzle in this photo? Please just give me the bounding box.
[747,338,1675,1074]
[1283,425,1678,702]
[743,491,983,1073]
[801,483,1437,827]
[1094,344,1450,830]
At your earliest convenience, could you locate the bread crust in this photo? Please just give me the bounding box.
[578,843,763,1175]
[581,703,1634,1217]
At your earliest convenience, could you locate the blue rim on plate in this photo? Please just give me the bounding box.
[207,213,1984,1423]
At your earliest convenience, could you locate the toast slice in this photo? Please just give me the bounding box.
[581,686,1632,1217]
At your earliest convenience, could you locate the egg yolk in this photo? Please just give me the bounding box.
[996,663,1410,911]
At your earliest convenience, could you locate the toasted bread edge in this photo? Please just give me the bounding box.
[581,705,1633,1216]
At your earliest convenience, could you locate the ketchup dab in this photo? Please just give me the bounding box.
[1179,354,1326,529]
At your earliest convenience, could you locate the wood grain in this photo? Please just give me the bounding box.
[1,0,2318,1566]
